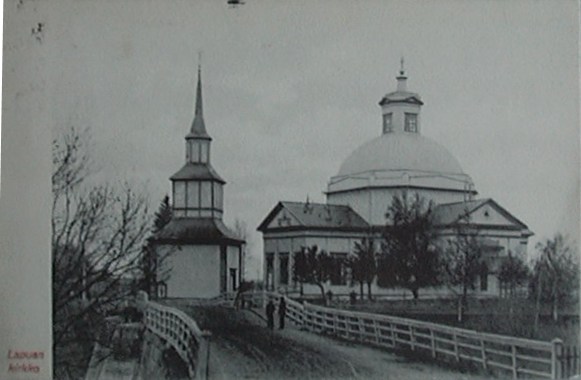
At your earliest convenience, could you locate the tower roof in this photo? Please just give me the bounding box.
[152,218,243,245]
[186,65,211,140]
[170,162,225,183]
[379,62,423,106]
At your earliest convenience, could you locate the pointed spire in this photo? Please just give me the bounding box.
[188,59,211,140]
[195,63,203,118]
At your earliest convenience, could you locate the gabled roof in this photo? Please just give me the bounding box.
[432,198,488,225]
[152,218,244,245]
[170,163,225,183]
[257,201,370,232]
[433,198,533,235]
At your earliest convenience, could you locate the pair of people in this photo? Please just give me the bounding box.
[266,297,286,330]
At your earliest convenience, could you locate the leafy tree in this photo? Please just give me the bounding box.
[530,234,579,324]
[348,237,377,300]
[497,252,530,298]
[293,249,307,296]
[441,216,484,321]
[52,128,150,378]
[379,192,441,299]
[293,245,331,304]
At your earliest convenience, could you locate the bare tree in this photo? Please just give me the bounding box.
[497,251,530,298]
[441,216,484,322]
[52,128,150,378]
[139,195,173,298]
[530,234,579,325]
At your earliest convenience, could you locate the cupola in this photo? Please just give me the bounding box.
[378,58,424,134]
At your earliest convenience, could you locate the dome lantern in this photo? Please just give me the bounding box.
[378,60,424,135]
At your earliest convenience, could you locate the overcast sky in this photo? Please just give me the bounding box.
[45,0,579,278]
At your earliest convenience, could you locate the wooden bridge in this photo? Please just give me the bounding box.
[86,291,576,380]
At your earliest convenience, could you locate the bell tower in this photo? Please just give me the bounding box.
[170,65,225,219]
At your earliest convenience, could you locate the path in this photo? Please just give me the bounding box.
[180,304,495,380]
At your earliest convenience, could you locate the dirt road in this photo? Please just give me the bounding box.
[181,305,495,380]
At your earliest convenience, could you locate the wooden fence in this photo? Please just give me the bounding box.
[258,291,568,379]
[137,292,211,379]
[559,345,581,379]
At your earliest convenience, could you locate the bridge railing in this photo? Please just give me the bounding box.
[137,292,211,379]
[260,292,562,379]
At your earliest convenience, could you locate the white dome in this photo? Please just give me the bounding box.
[337,132,465,177]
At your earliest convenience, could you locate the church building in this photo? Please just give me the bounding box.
[258,64,533,298]
[151,66,244,299]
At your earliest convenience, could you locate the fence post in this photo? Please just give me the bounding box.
[552,338,563,380]
[511,345,517,379]
[373,319,380,345]
[480,339,487,370]
[196,330,212,380]
[357,317,365,342]
[453,332,460,362]
[430,329,436,358]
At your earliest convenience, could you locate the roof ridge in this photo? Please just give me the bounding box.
[282,200,349,208]
[436,198,487,208]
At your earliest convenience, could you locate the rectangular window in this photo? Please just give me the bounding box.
[405,113,418,133]
[480,265,489,291]
[186,181,199,209]
[214,183,223,210]
[200,182,212,208]
[279,254,289,285]
[382,113,393,133]
[201,142,209,163]
[191,142,200,163]
[329,253,347,285]
[173,181,185,208]
[186,141,192,162]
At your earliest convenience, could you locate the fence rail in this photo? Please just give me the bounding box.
[137,292,210,379]
[258,291,567,379]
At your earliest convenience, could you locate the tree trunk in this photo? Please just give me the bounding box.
[534,271,543,334]
[462,283,468,310]
[367,281,372,301]
[300,282,304,296]
[552,298,558,322]
[457,296,463,322]
[359,282,364,300]
[317,283,326,306]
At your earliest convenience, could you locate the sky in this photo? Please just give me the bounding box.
[43,0,579,279]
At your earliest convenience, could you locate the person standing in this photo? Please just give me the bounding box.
[278,297,287,330]
[266,299,275,330]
